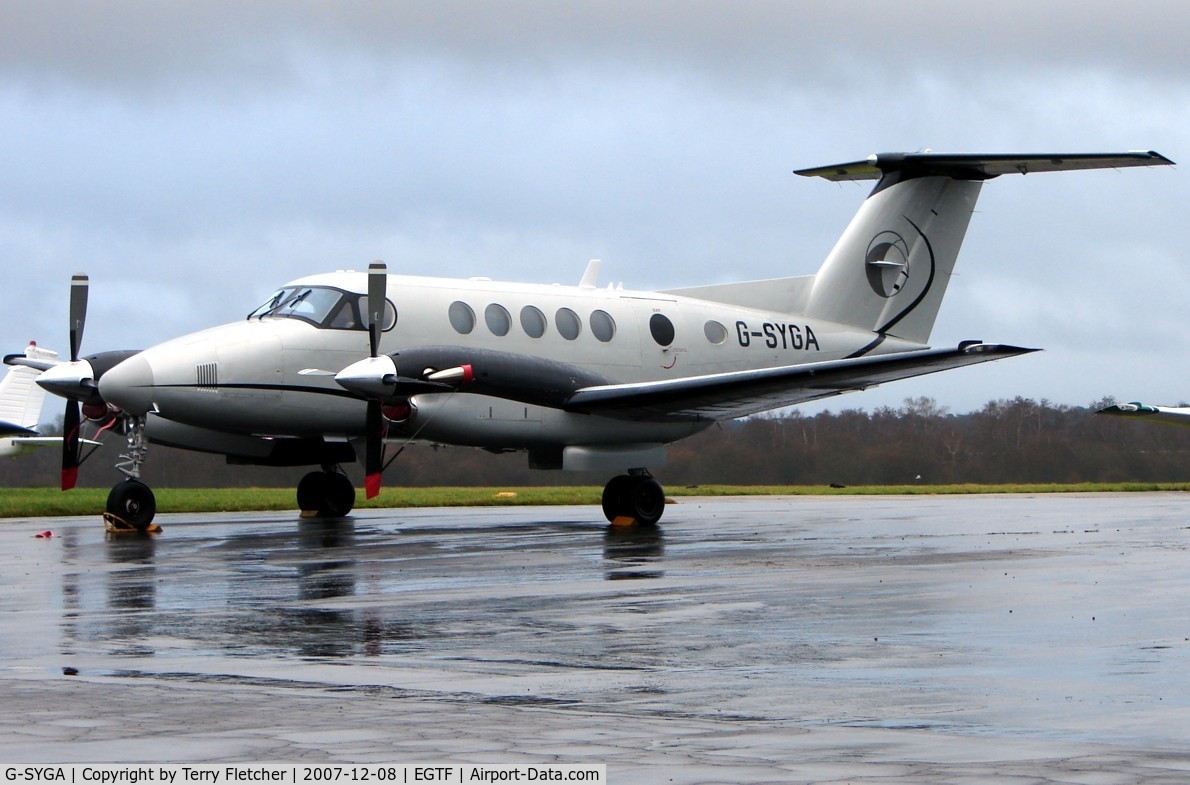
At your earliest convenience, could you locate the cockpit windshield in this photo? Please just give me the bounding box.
[248,286,395,331]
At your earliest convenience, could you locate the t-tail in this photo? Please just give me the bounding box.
[667,151,1173,347]
[796,151,1174,346]
[0,342,57,436]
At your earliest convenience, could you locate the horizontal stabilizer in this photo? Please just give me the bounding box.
[2,354,58,372]
[565,342,1036,422]
[0,420,39,438]
[795,151,1174,182]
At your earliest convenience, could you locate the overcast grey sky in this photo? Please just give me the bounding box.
[2,1,1187,415]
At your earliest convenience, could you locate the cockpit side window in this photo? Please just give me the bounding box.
[326,297,360,329]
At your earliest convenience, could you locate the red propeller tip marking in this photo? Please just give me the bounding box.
[61,467,78,491]
[365,473,381,499]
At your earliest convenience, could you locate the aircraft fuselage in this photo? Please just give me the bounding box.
[98,270,921,450]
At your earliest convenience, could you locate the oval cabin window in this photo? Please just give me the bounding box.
[556,308,581,341]
[449,301,475,334]
[520,305,547,338]
[485,303,511,336]
[590,310,616,342]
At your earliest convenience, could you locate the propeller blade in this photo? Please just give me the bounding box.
[364,399,384,499]
[69,273,88,363]
[362,262,389,498]
[61,400,81,491]
[367,261,386,358]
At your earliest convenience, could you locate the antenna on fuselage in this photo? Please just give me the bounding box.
[579,259,601,288]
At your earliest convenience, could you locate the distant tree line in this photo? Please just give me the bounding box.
[2,396,1187,490]
[665,396,1190,486]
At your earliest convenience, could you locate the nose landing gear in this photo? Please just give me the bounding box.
[104,414,158,531]
[106,479,157,531]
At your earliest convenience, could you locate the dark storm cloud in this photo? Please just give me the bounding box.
[3,2,1188,96]
[1,1,1187,412]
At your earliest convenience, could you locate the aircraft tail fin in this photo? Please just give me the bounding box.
[796,151,1173,345]
[0,342,58,433]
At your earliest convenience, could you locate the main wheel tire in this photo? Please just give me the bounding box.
[297,471,328,512]
[321,471,356,518]
[625,477,666,526]
[296,471,356,518]
[106,480,157,531]
[601,475,633,522]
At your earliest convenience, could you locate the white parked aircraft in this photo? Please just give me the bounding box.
[1,342,106,462]
[0,342,68,457]
[1097,402,1190,427]
[6,150,1173,530]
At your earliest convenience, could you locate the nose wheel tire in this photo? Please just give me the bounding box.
[106,479,157,531]
[602,474,666,526]
[297,470,356,518]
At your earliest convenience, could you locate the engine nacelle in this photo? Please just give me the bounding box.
[394,346,614,409]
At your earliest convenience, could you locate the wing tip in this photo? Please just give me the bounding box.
[958,341,1041,356]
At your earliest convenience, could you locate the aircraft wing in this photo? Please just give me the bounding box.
[1096,402,1190,428]
[564,343,1036,422]
[10,436,103,447]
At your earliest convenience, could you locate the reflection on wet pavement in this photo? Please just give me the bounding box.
[41,512,680,664]
[603,524,665,580]
[1,495,1188,780]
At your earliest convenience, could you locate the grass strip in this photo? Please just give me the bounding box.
[1,482,1187,519]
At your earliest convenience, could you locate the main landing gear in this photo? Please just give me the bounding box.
[297,468,356,518]
[601,470,666,526]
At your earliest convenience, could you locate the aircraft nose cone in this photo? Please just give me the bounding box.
[97,354,155,414]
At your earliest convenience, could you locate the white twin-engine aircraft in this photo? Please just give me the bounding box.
[6,150,1173,530]
[1097,402,1190,427]
[0,342,62,456]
